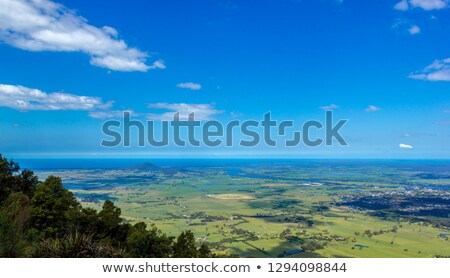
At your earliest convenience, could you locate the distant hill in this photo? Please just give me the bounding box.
[128,162,161,171]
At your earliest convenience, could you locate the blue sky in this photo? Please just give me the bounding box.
[0,0,450,159]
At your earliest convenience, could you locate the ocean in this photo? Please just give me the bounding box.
[15,158,450,171]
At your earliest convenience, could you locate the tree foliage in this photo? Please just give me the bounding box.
[0,154,38,204]
[126,222,174,258]
[0,154,214,258]
[30,176,80,237]
[173,230,212,258]
[0,192,31,257]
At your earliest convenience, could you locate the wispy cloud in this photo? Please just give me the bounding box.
[147,103,223,121]
[391,19,421,35]
[0,84,112,111]
[394,0,449,11]
[0,0,163,72]
[230,111,243,118]
[320,104,339,110]
[399,143,414,149]
[391,18,407,30]
[176,82,202,90]
[365,105,381,112]
[409,58,450,81]
[402,132,440,137]
[88,110,134,119]
[408,25,421,35]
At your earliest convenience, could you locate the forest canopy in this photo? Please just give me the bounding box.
[0,154,213,258]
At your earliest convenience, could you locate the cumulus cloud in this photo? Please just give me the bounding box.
[320,104,339,110]
[365,105,381,112]
[409,58,450,81]
[408,25,421,35]
[147,103,223,121]
[0,84,112,111]
[394,0,410,10]
[394,0,449,10]
[176,82,202,90]
[399,143,414,149]
[0,0,162,72]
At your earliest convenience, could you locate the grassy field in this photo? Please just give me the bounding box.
[37,161,450,258]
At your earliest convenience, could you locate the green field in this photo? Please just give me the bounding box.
[36,161,450,258]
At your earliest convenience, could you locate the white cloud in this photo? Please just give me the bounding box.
[409,58,450,81]
[408,25,421,35]
[394,0,410,10]
[394,0,449,11]
[0,84,112,111]
[0,0,162,72]
[230,111,243,118]
[410,0,449,10]
[365,105,381,112]
[391,19,422,35]
[149,60,166,70]
[147,103,223,121]
[399,143,414,149]
[88,110,134,119]
[320,104,339,110]
[177,82,202,90]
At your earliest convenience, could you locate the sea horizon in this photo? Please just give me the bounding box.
[14,157,450,170]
